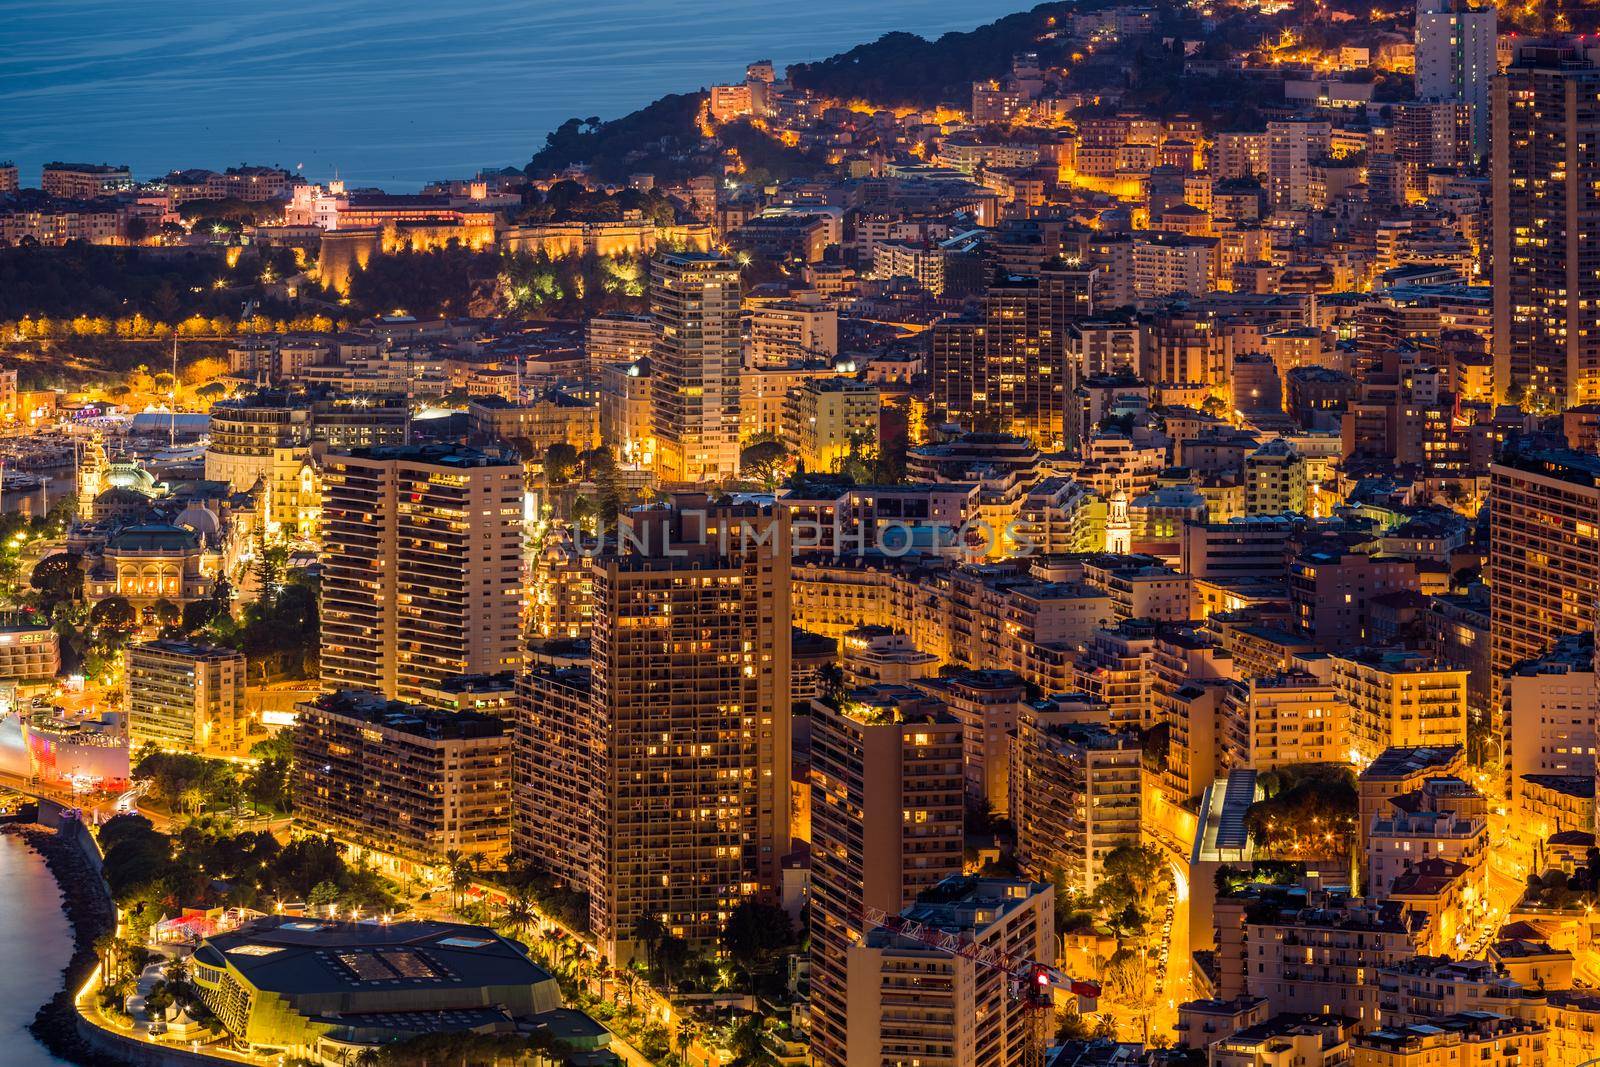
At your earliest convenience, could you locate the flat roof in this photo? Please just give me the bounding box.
[196,916,551,996]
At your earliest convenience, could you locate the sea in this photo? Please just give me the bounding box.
[0,834,73,1066]
[0,0,1009,191]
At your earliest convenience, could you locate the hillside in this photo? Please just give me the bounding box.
[787,2,1077,108]
[524,2,1077,179]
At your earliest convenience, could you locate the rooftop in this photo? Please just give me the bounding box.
[195,916,551,997]
[300,691,507,741]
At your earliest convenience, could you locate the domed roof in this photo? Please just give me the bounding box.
[105,464,159,495]
[175,504,222,540]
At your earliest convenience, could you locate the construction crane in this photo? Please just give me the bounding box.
[861,904,1101,1067]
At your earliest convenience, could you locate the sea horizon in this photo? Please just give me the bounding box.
[0,0,1012,191]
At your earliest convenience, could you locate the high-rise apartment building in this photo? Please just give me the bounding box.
[650,252,742,483]
[1415,0,1496,159]
[748,297,839,363]
[1507,634,1597,826]
[845,877,1054,1067]
[1243,439,1308,516]
[782,378,880,474]
[1221,671,1350,772]
[1487,444,1600,685]
[1009,703,1142,895]
[510,664,595,890]
[578,497,792,961]
[126,640,247,753]
[586,311,655,369]
[1492,42,1600,410]
[929,265,1095,449]
[320,445,523,703]
[808,687,964,1067]
[1265,118,1332,211]
[293,691,512,865]
[40,161,133,199]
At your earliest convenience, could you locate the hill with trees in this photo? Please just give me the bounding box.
[787,2,1076,108]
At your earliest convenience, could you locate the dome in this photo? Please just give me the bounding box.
[175,504,222,540]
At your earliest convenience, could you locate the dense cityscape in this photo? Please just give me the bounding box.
[3,0,1600,1065]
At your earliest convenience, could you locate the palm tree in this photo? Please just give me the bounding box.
[178,786,205,818]
[442,848,467,910]
[499,885,536,942]
[675,1017,703,1067]
[632,913,667,972]
[93,933,118,981]
[163,956,189,987]
[616,963,645,1010]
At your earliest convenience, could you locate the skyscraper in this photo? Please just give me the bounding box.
[1488,443,1600,684]
[320,444,524,702]
[808,686,964,1067]
[1415,0,1495,160]
[1265,118,1332,211]
[929,264,1095,449]
[511,663,595,890]
[650,251,742,483]
[575,496,792,961]
[1492,42,1600,410]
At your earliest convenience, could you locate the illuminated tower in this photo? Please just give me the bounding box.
[77,431,107,521]
[1492,41,1600,409]
[1106,486,1131,553]
[650,251,742,483]
[320,444,523,702]
[1415,0,1495,159]
[583,496,791,961]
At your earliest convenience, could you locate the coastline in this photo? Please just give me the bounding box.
[1,824,128,1067]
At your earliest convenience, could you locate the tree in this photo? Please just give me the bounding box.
[720,900,793,983]
[149,598,181,631]
[90,595,137,638]
[30,552,83,608]
[308,880,342,911]
[1102,947,1157,1044]
[1101,845,1170,913]
[178,786,205,818]
[740,438,790,491]
[1054,1009,1093,1043]
[727,1015,775,1067]
[499,885,536,942]
[632,912,667,971]
[144,985,174,1017]
[544,442,580,484]
[252,539,289,599]
[444,849,472,910]
[588,446,625,530]
[1245,765,1358,859]
[244,754,290,813]
[656,933,691,989]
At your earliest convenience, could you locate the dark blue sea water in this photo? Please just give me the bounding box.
[0,835,72,1066]
[0,0,1003,190]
